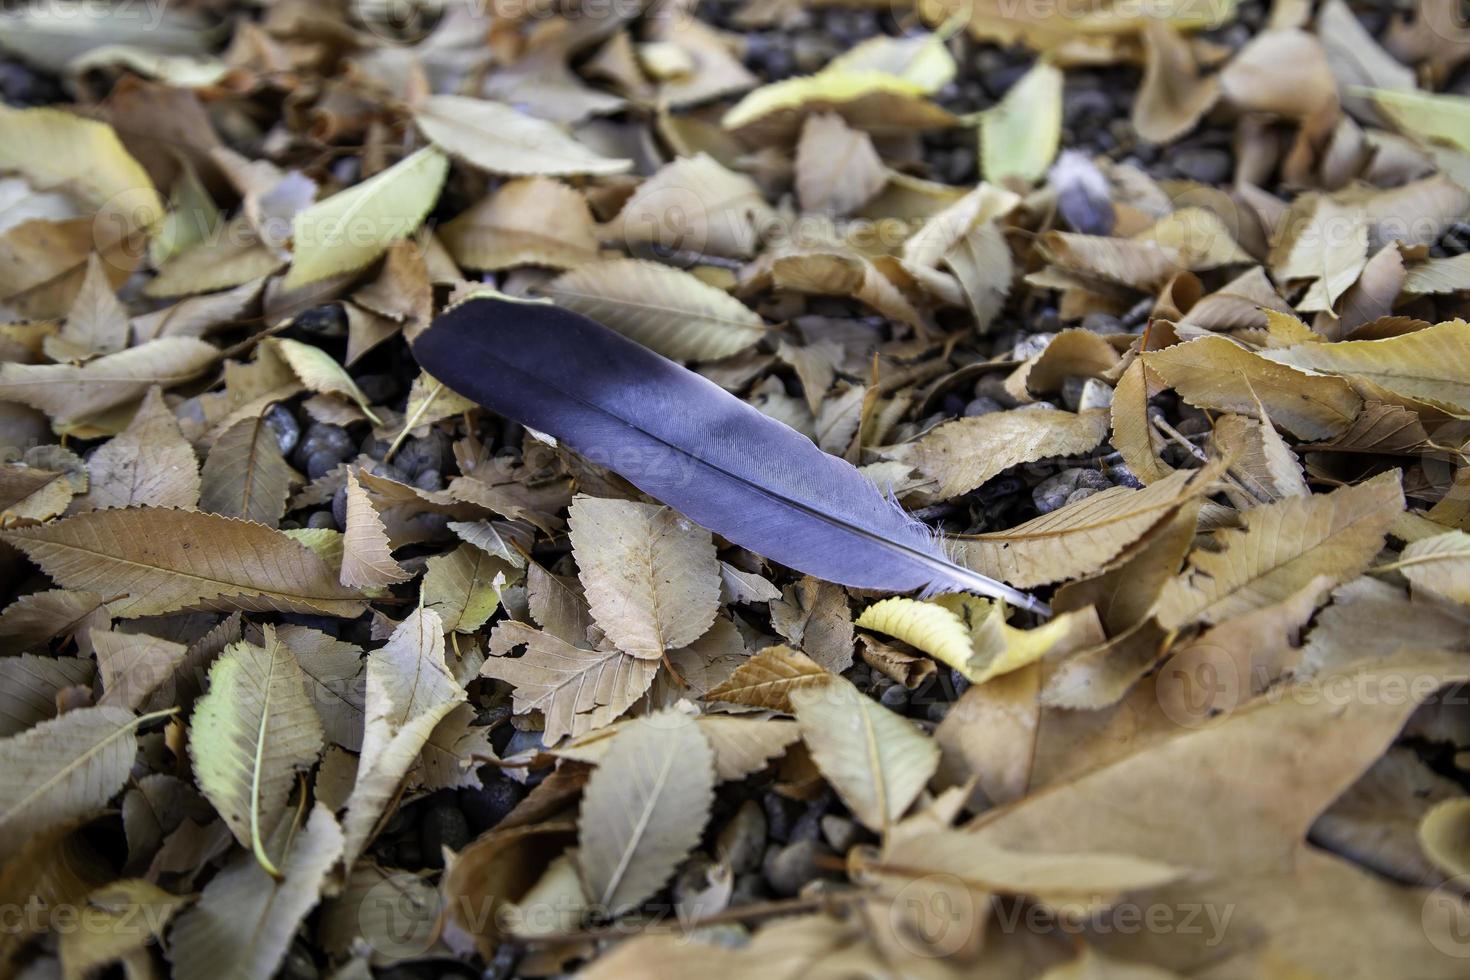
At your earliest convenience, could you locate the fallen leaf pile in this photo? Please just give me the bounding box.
[2,0,1470,977]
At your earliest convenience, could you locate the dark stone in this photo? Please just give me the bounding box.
[291,304,347,338]
[1034,468,1113,514]
[354,373,399,404]
[296,422,355,469]
[331,485,348,529]
[716,799,767,873]
[963,396,1004,417]
[264,404,300,456]
[414,468,443,491]
[306,510,336,530]
[762,792,799,844]
[1172,146,1233,185]
[879,683,910,710]
[419,794,471,867]
[459,775,527,834]
[306,450,343,480]
[762,839,836,897]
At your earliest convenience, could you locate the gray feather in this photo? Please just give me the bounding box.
[412,294,1050,617]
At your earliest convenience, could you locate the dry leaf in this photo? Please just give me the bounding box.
[84,387,200,510]
[795,113,887,216]
[2,507,366,618]
[577,711,716,914]
[440,177,600,272]
[893,408,1110,499]
[546,258,765,361]
[414,95,631,177]
[0,337,218,430]
[0,705,148,861]
[1145,336,1363,439]
[483,621,658,745]
[167,805,343,980]
[198,413,292,527]
[791,674,939,832]
[705,644,829,711]
[1157,471,1403,628]
[1262,320,1470,413]
[340,470,411,589]
[567,496,720,660]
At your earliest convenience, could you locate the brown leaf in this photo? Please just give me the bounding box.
[705,644,830,711]
[198,413,293,527]
[340,470,411,589]
[85,387,200,511]
[2,507,365,618]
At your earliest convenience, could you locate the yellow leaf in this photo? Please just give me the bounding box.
[188,626,324,874]
[980,61,1063,184]
[855,597,973,674]
[722,70,956,142]
[1364,87,1470,154]
[0,108,162,225]
[1419,797,1470,878]
[284,146,447,288]
[270,337,381,424]
[859,594,1101,684]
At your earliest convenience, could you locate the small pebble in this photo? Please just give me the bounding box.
[263,404,300,456]
[762,792,799,844]
[1081,312,1122,334]
[820,815,860,853]
[973,373,1019,407]
[717,800,768,873]
[459,776,527,834]
[1172,146,1233,185]
[1033,468,1112,514]
[1012,333,1056,360]
[291,304,347,338]
[331,485,348,529]
[762,839,835,897]
[419,794,470,867]
[963,396,1004,417]
[306,449,343,480]
[297,422,355,469]
[879,684,909,710]
[306,510,335,530]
